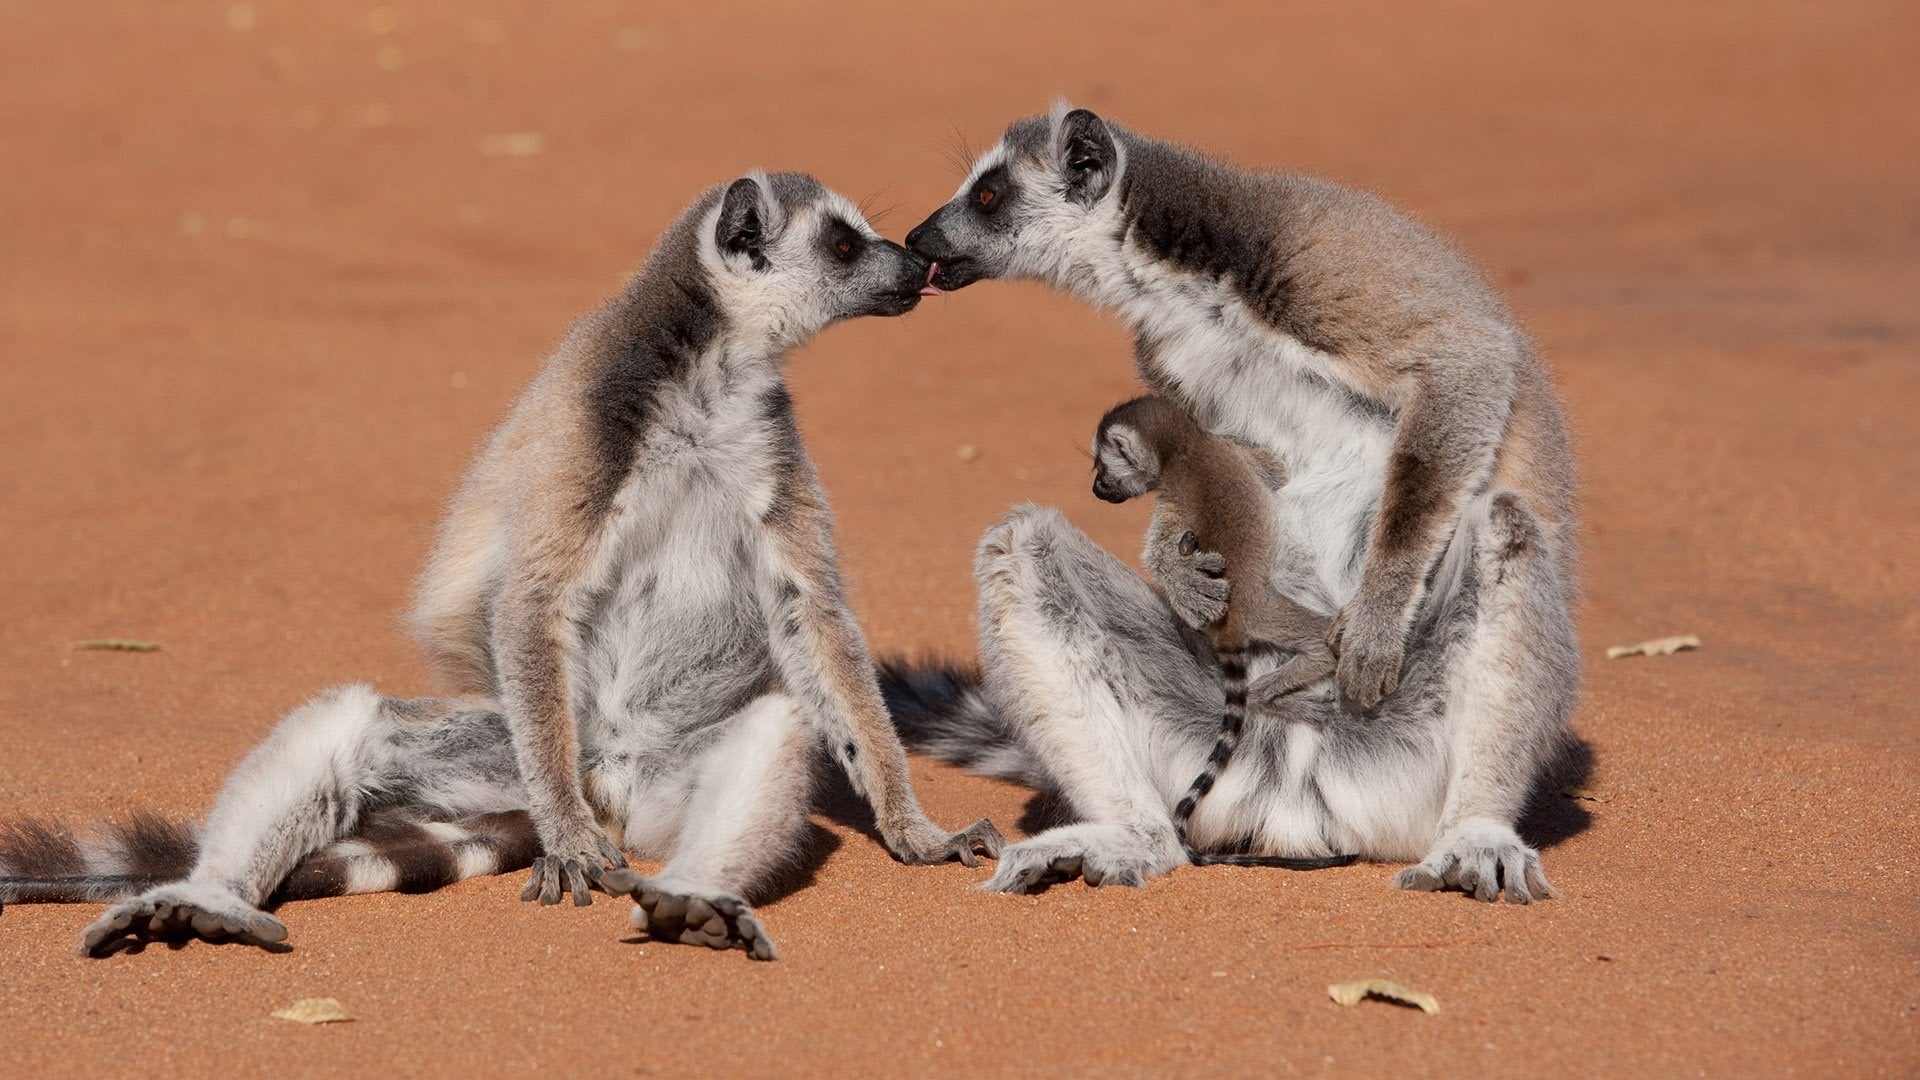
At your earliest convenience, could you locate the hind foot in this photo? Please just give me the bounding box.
[1394,818,1556,904]
[602,870,776,961]
[981,825,1184,893]
[78,881,287,957]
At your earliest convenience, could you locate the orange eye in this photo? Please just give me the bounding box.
[836,239,851,255]
[977,187,996,207]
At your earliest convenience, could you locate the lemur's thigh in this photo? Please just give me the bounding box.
[973,505,1218,891]
[81,688,523,955]
[606,694,809,960]
[1398,492,1578,903]
[660,693,814,896]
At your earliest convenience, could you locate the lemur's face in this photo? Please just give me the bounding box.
[707,172,930,345]
[906,106,1121,293]
[1091,416,1162,504]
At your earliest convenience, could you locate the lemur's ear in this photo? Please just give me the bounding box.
[1058,109,1117,208]
[716,176,769,270]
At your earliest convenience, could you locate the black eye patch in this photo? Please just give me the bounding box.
[971,165,1012,214]
[825,218,865,262]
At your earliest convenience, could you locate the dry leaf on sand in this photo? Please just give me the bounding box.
[271,998,353,1025]
[1328,979,1440,1014]
[1605,634,1700,660]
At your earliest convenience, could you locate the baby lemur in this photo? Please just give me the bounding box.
[0,171,1000,961]
[1092,394,1351,871]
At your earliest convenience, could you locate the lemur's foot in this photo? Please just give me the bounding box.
[520,825,628,907]
[888,816,1006,868]
[981,826,1182,893]
[78,881,287,957]
[604,870,777,961]
[1394,818,1556,904]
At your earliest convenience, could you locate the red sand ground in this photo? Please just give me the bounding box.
[2,2,1916,1075]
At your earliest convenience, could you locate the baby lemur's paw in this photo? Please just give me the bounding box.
[1246,668,1328,713]
[520,825,628,907]
[1327,602,1407,710]
[78,881,287,957]
[604,871,777,961]
[1147,540,1230,630]
[888,817,1006,868]
[1394,818,1557,904]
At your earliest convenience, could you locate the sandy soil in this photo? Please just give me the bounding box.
[1,1,1916,1074]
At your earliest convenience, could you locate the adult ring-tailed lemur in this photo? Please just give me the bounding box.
[0,172,1001,960]
[888,104,1579,902]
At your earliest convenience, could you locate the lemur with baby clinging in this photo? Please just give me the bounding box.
[1090,394,1351,872]
[894,103,1578,901]
[0,171,1001,960]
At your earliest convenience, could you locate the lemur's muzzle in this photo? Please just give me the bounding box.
[862,240,931,317]
[905,209,982,293]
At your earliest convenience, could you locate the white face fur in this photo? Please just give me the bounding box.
[702,171,928,350]
[907,104,1129,297]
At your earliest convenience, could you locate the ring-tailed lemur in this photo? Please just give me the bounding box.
[0,172,1002,960]
[892,104,1579,901]
[1090,395,1352,872]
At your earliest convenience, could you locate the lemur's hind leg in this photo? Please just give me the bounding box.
[1395,493,1578,904]
[81,687,527,955]
[603,694,813,961]
[970,506,1219,893]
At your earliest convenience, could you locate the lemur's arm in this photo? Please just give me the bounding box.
[1143,500,1229,631]
[1332,336,1516,707]
[757,464,1002,866]
[492,495,627,907]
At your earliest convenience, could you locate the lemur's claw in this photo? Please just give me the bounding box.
[521,840,627,907]
[951,818,1006,867]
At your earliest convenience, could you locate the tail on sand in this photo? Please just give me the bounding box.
[0,814,198,905]
[1,810,541,910]
[877,657,1051,790]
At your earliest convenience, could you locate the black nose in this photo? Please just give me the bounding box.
[905,214,950,260]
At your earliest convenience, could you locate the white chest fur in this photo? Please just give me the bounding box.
[570,356,787,734]
[1112,259,1393,611]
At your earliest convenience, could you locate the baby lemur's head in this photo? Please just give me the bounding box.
[1091,394,1201,504]
[700,171,931,347]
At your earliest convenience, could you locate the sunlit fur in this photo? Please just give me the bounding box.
[897,106,1580,902]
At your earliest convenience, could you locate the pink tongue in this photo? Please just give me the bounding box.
[919,261,944,297]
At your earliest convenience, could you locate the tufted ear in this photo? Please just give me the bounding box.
[715,175,769,270]
[1057,108,1118,208]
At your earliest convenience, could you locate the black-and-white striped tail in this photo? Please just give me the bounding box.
[0,811,540,908]
[1174,645,1357,872]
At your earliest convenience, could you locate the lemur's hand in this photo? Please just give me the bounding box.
[1147,530,1229,630]
[521,819,628,907]
[1327,597,1408,710]
[885,814,1005,868]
